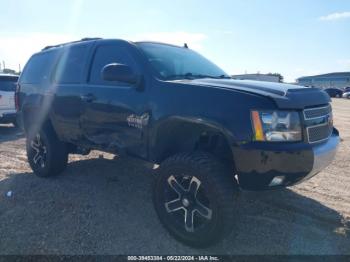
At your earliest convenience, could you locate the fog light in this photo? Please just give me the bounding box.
[269,176,285,186]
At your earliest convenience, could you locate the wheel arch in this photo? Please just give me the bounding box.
[149,117,236,169]
[22,103,56,139]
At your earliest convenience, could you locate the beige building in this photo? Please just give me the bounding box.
[297,72,350,90]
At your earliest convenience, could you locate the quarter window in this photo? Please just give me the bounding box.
[54,45,89,84]
[21,53,56,84]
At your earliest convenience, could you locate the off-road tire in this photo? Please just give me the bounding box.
[153,151,238,248]
[26,124,68,177]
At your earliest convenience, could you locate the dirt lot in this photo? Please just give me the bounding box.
[0,99,349,255]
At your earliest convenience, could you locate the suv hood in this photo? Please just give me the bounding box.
[177,79,330,109]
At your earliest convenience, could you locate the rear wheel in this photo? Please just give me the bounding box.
[26,124,68,177]
[153,152,238,247]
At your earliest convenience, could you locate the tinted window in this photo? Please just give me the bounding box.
[21,52,56,84]
[90,44,137,84]
[54,45,89,84]
[0,77,18,91]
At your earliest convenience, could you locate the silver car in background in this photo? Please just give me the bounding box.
[342,92,350,99]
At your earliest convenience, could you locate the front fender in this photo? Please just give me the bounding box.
[148,116,236,163]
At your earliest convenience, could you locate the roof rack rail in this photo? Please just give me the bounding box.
[42,37,102,51]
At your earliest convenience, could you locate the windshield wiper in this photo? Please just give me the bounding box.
[216,75,231,79]
[165,73,231,80]
[165,73,202,80]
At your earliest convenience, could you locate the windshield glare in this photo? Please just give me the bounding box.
[137,43,229,80]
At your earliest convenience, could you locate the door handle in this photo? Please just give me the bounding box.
[81,93,96,103]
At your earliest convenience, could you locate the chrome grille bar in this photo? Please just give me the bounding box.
[304,104,333,143]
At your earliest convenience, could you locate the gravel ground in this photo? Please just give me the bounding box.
[0,99,349,255]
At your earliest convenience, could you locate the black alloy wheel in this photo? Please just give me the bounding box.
[153,152,238,247]
[26,124,68,177]
[30,134,48,169]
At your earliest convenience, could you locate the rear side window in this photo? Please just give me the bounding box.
[20,52,55,84]
[0,77,18,91]
[54,45,89,84]
[89,44,138,85]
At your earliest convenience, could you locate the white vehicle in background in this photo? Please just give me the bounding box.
[0,74,19,126]
[342,92,350,99]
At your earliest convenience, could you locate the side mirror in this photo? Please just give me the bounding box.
[102,63,139,85]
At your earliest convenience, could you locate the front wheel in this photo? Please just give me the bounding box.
[153,152,238,247]
[26,124,68,177]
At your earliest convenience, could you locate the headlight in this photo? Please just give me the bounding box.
[251,110,302,142]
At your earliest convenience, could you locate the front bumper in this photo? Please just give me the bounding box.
[232,128,340,190]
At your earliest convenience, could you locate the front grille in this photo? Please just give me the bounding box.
[304,105,331,120]
[304,105,333,143]
[307,123,332,143]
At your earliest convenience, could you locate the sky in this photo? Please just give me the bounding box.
[0,0,349,82]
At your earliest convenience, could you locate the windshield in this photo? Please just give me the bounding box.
[137,43,230,80]
[0,77,18,92]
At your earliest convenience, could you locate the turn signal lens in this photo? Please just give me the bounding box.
[252,111,265,141]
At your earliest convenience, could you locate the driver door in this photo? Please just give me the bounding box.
[79,42,149,158]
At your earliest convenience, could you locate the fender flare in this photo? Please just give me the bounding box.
[148,116,236,163]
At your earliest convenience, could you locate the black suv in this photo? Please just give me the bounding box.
[17,38,339,247]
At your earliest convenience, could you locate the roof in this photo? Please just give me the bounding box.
[40,37,187,52]
[298,72,350,81]
[134,41,185,48]
[42,37,102,51]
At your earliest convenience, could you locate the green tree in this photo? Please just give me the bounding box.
[267,73,284,83]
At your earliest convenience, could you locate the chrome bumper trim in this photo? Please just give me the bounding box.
[304,133,339,181]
